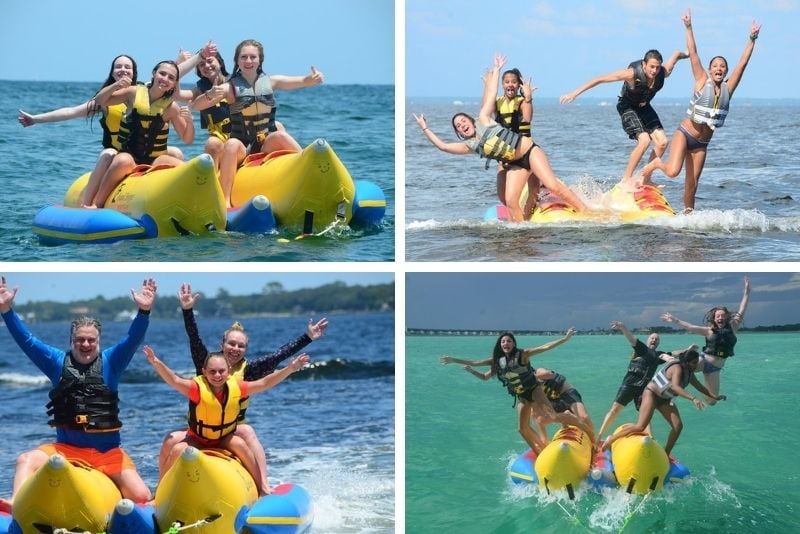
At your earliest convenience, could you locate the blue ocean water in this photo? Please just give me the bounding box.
[0,80,395,261]
[406,333,798,533]
[0,311,395,533]
[405,97,800,261]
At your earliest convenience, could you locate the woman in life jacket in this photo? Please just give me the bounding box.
[640,9,762,212]
[193,39,324,207]
[560,46,687,188]
[85,60,196,208]
[532,368,596,444]
[413,54,587,222]
[144,346,309,496]
[157,283,328,489]
[440,328,596,453]
[602,348,725,455]
[494,68,542,216]
[661,276,751,401]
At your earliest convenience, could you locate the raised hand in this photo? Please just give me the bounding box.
[412,113,428,130]
[132,278,157,311]
[307,317,329,340]
[290,353,311,371]
[682,8,692,27]
[0,276,19,313]
[308,66,324,85]
[178,283,200,310]
[18,109,35,127]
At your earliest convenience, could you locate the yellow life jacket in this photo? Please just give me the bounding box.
[118,84,172,163]
[478,123,520,167]
[188,376,244,441]
[100,103,126,150]
[495,96,531,137]
[229,360,251,422]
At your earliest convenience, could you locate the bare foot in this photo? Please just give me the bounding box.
[80,204,98,210]
[682,207,694,215]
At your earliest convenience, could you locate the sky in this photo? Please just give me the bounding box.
[406,272,800,330]
[406,0,799,99]
[0,0,394,85]
[2,272,394,304]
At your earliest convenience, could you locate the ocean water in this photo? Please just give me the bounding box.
[406,333,798,533]
[0,311,395,533]
[0,80,395,262]
[405,97,800,262]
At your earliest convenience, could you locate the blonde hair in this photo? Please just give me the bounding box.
[222,321,248,346]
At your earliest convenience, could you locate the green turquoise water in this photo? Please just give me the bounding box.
[406,333,798,533]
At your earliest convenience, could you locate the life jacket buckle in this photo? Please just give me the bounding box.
[75,414,89,424]
[256,131,267,143]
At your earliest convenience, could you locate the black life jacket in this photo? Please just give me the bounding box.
[704,326,737,358]
[541,372,567,400]
[47,353,122,432]
[197,78,232,140]
[496,350,538,397]
[619,60,665,107]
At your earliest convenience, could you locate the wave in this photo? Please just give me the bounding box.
[0,359,394,387]
[407,209,800,233]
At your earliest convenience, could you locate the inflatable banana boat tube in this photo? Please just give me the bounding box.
[31,140,386,245]
[484,184,675,224]
[609,424,690,494]
[3,449,312,534]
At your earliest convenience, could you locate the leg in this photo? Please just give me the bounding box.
[204,136,225,169]
[569,402,596,441]
[79,148,117,207]
[496,166,507,204]
[235,424,269,491]
[703,369,721,400]
[158,429,188,477]
[517,401,546,453]
[598,402,624,439]
[528,147,586,211]
[522,174,541,219]
[604,390,657,450]
[656,403,683,455]
[91,152,136,208]
[150,154,184,167]
[10,449,48,502]
[225,434,268,495]
[163,440,191,475]
[166,146,185,161]
[682,149,708,211]
[260,130,302,153]
[621,133,652,182]
[503,167,529,222]
[109,469,151,503]
[219,139,247,207]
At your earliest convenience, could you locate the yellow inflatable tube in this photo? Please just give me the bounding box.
[232,139,355,233]
[154,447,258,534]
[534,426,592,497]
[610,424,670,493]
[63,154,227,238]
[12,454,121,533]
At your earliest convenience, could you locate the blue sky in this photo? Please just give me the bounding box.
[407,0,798,98]
[0,0,394,85]
[406,273,800,330]
[2,272,394,304]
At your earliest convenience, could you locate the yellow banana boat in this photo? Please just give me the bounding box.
[534,426,592,499]
[609,424,670,494]
[10,454,121,534]
[232,139,355,233]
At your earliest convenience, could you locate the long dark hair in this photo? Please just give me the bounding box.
[491,331,518,372]
[196,51,229,82]
[501,68,524,96]
[148,60,180,98]
[703,306,737,329]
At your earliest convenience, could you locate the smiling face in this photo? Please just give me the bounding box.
[203,355,230,389]
[198,56,221,80]
[222,330,248,366]
[71,326,100,364]
[647,333,661,349]
[151,62,178,94]
[236,44,262,74]
[113,56,135,82]
[452,114,476,138]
